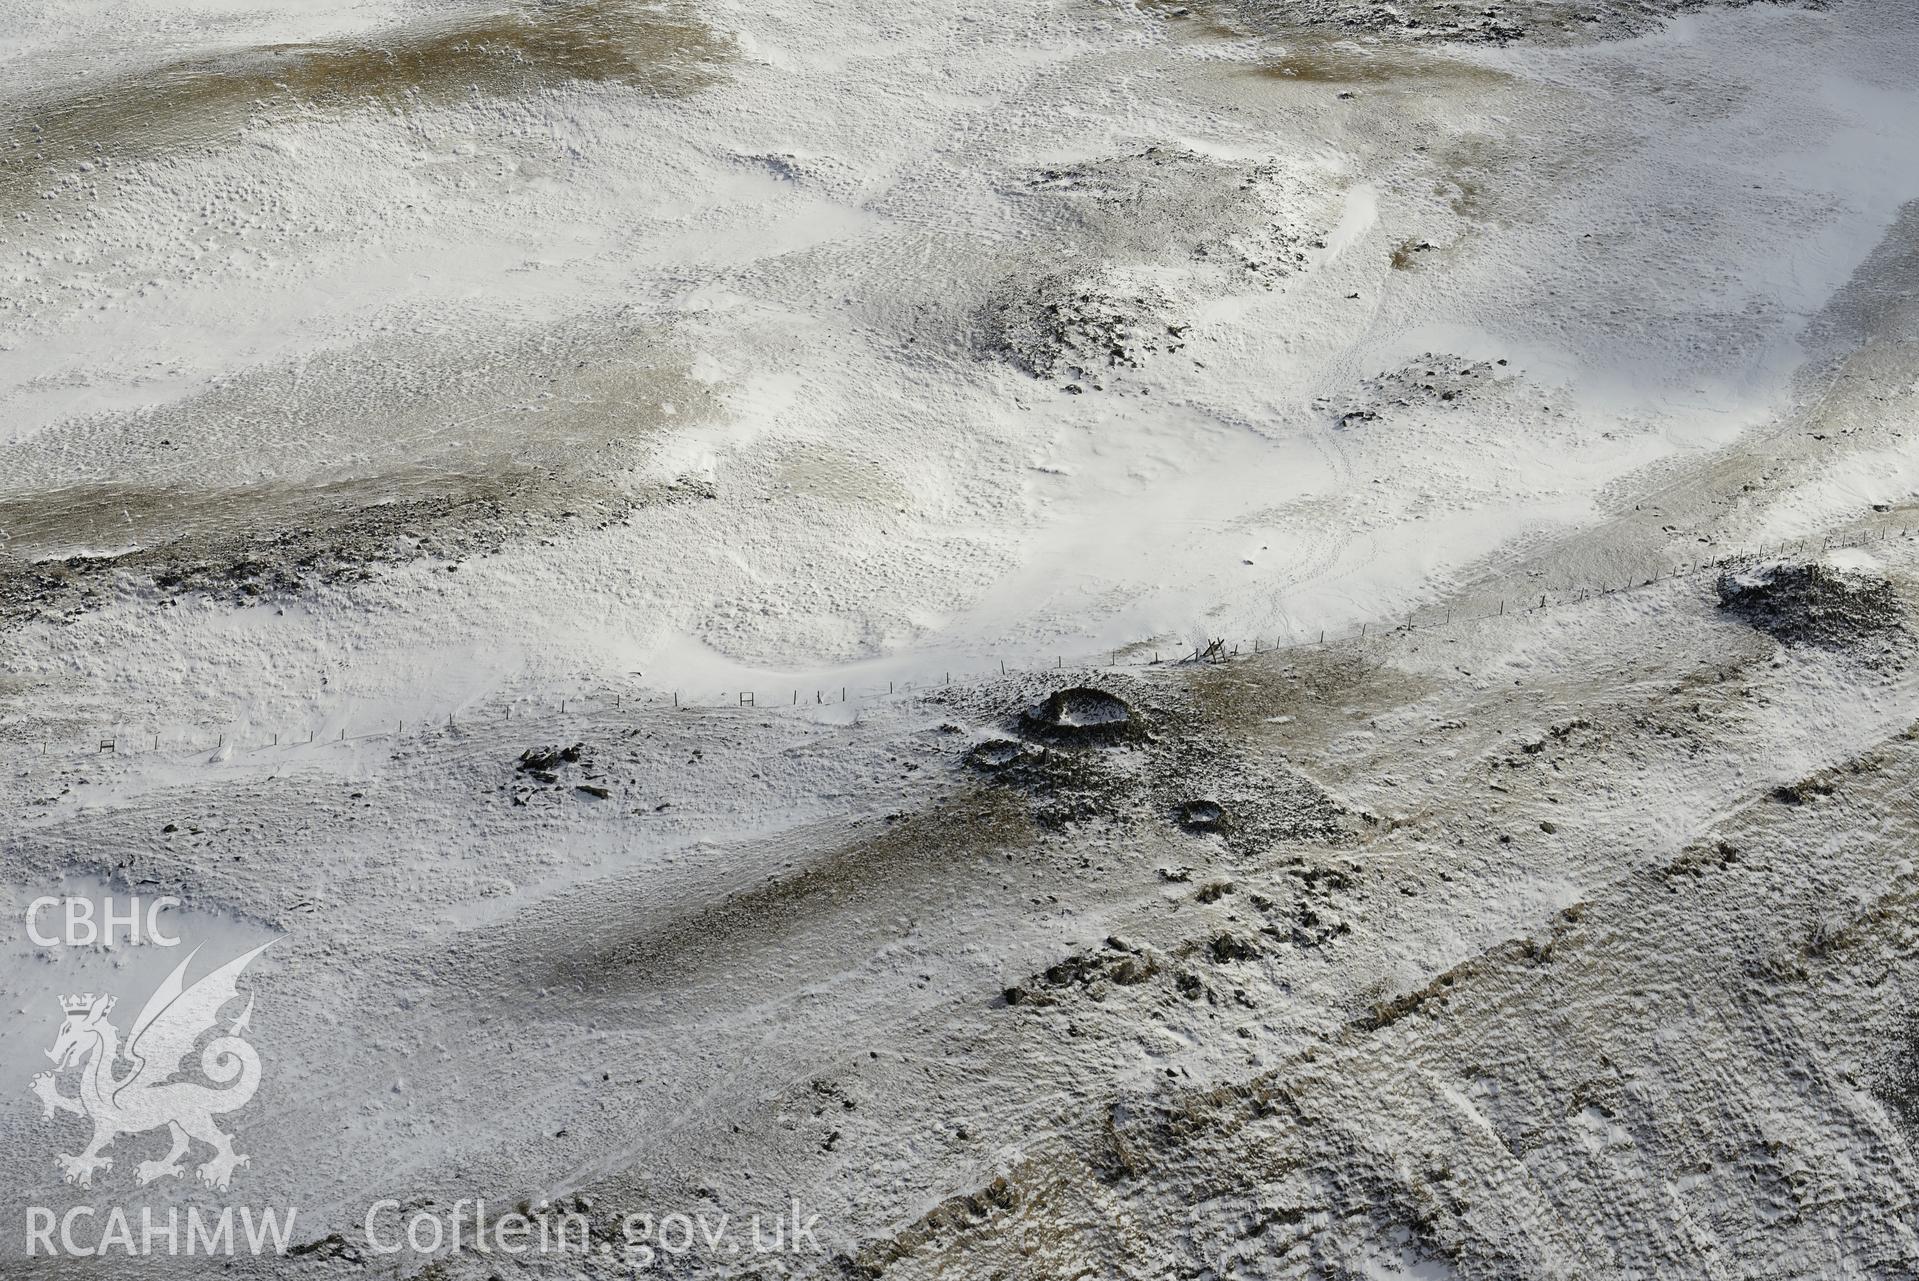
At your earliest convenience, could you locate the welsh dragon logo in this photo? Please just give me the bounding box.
[30,942,272,1192]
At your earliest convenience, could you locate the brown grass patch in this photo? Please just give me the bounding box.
[3,1,728,211]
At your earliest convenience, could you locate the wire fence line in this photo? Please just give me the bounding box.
[12,520,1914,766]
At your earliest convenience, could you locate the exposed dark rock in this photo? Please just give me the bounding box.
[1021,686,1140,745]
[285,1233,363,1263]
[519,743,585,773]
[1003,940,1164,1007]
[1209,931,1262,963]
[1212,0,1772,46]
[986,272,1181,384]
[1178,799,1226,831]
[1716,561,1903,649]
[965,739,1027,771]
[1195,880,1234,903]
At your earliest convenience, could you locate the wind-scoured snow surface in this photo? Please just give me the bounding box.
[3,0,1919,1277]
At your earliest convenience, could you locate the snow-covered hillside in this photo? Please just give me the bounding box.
[3,0,1916,1277]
